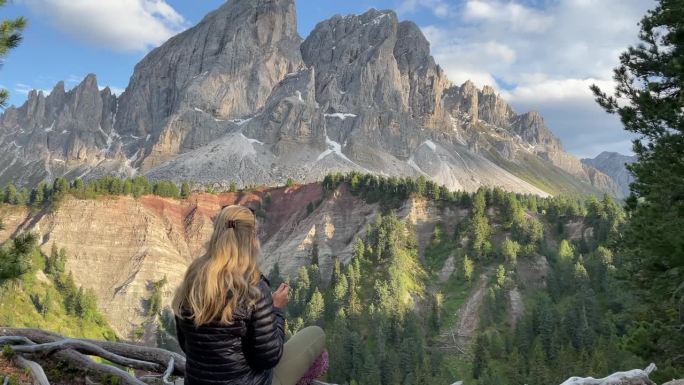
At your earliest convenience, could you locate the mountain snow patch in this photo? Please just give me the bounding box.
[317,136,368,171]
[240,133,264,146]
[324,113,357,121]
[43,120,55,133]
[423,140,437,151]
[231,117,253,126]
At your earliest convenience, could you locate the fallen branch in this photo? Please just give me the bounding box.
[11,339,162,372]
[14,355,50,385]
[79,337,185,376]
[162,358,174,385]
[0,329,148,385]
[0,336,34,346]
[0,328,185,376]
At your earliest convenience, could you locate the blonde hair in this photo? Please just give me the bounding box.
[172,205,262,326]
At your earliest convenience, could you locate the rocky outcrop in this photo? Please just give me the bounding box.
[115,0,303,170]
[560,364,657,385]
[0,75,127,187]
[582,151,637,198]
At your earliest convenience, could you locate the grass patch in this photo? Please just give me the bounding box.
[424,239,459,272]
[0,245,116,340]
[439,270,475,330]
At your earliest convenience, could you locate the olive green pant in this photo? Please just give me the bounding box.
[272,326,326,385]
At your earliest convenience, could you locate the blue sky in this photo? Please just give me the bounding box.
[1,0,653,157]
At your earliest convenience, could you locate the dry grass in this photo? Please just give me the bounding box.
[0,355,32,385]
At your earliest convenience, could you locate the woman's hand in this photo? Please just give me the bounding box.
[271,283,289,309]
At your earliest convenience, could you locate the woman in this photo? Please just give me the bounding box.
[173,205,326,385]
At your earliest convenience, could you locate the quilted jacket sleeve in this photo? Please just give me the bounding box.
[244,278,285,371]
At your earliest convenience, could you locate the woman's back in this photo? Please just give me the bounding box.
[176,277,285,385]
[173,205,325,385]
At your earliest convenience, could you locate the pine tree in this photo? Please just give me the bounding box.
[0,0,26,108]
[180,181,191,198]
[17,187,28,205]
[4,183,17,204]
[304,289,325,323]
[52,178,69,203]
[501,238,521,266]
[495,264,506,288]
[472,334,488,379]
[591,0,684,368]
[528,338,551,385]
[558,239,574,262]
[463,254,474,282]
[30,182,45,206]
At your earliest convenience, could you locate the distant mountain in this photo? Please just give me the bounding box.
[582,151,637,198]
[0,0,618,197]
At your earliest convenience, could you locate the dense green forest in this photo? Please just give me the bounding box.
[1,167,679,383]
[0,176,191,207]
[268,175,671,384]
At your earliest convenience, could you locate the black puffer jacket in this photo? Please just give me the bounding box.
[175,277,285,385]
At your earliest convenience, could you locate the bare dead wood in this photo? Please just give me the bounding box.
[53,348,148,385]
[0,336,34,346]
[14,355,50,385]
[78,338,185,376]
[0,329,147,385]
[3,376,9,385]
[0,328,185,375]
[162,358,174,385]
[11,339,162,373]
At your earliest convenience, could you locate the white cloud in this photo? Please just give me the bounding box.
[15,83,51,96]
[463,0,554,33]
[501,78,614,103]
[397,0,454,18]
[20,0,187,52]
[419,0,653,156]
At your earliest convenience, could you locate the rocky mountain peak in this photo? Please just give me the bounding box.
[114,0,304,170]
[582,151,637,198]
[0,0,621,197]
[481,85,497,95]
[51,81,66,98]
[511,111,559,147]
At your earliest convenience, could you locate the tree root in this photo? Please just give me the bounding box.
[14,355,50,385]
[0,327,185,385]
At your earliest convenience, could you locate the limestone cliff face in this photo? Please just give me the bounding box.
[115,0,303,170]
[0,75,126,187]
[0,0,618,197]
[0,183,479,339]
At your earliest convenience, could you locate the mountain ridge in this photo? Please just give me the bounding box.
[582,151,636,198]
[0,0,617,197]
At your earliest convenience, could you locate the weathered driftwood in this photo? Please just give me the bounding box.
[0,327,185,375]
[0,328,160,385]
[11,339,162,373]
[14,355,50,385]
[78,337,185,375]
[162,358,175,385]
